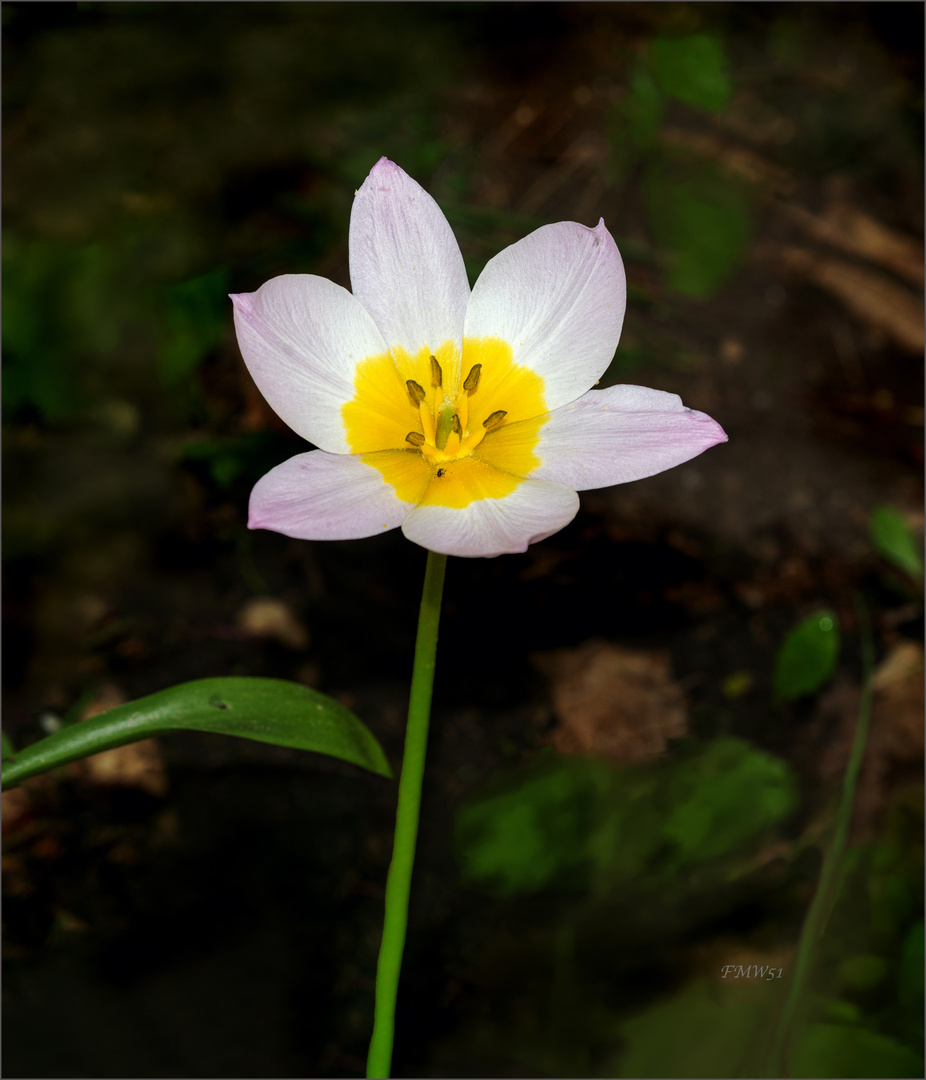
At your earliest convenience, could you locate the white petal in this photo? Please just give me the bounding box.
[401,480,579,558]
[531,384,728,490]
[249,451,412,540]
[349,157,471,357]
[231,276,389,454]
[463,219,625,411]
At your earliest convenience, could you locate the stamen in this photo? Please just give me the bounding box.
[483,409,507,430]
[418,402,436,445]
[430,356,442,387]
[405,431,425,448]
[463,364,482,393]
[451,414,462,436]
[407,380,426,405]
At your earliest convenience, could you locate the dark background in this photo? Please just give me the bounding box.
[3,4,923,1077]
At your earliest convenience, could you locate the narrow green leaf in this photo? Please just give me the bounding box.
[2,730,16,762]
[1,677,392,789]
[774,610,840,702]
[870,505,923,580]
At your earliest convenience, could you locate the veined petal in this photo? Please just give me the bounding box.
[249,450,412,540]
[463,219,625,412]
[402,479,579,558]
[530,384,728,490]
[349,157,471,360]
[232,276,389,454]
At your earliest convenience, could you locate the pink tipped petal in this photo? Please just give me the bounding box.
[232,276,389,454]
[401,480,579,558]
[463,219,626,411]
[249,450,412,540]
[530,384,728,490]
[349,157,471,357]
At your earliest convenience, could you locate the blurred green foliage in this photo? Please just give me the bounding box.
[789,1022,923,1080]
[651,33,733,113]
[644,160,752,298]
[773,611,840,703]
[455,736,797,899]
[610,30,753,298]
[870,506,924,582]
[2,232,231,427]
[160,267,230,387]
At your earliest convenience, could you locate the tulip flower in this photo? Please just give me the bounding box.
[231,157,726,558]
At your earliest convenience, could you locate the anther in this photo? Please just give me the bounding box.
[430,356,442,387]
[483,409,507,430]
[451,414,462,436]
[406,380,426,405]
[463,364,482,393]
[405,431,425,447]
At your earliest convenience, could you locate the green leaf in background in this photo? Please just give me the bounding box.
[455,737,798,898]
[789,1022,924,1079]
[624,63,664,149]
[897,921,925,1017]
[652,33,733,112]
[870,505,924,580]
[662,737,797,862]
[454,757,609,898]
[774,610,840,702]
[644,163,752,298]
[159,267,230,386]
[1,677,392,789]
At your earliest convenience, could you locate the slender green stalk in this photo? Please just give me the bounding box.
[367,550,448,1079]
[765,597,875,1076]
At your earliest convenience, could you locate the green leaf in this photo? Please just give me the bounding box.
[870,506,923,580]
[662,737,797,862]
[455,737,798,897]
[789,1022,924,1079]
[652,33,733,112]
[624,64,664,149]
[2,729,16,762]
[1,678,391,788]
[897,921,925,1022]
[644,163,752,298]
[454,757,608,898]
[159,267,230,386]
[774,610,840,702]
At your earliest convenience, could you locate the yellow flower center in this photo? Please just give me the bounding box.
[341,337,548,510]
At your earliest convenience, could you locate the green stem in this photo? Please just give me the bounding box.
[765,596,875,1076]
[367,550,447,1079]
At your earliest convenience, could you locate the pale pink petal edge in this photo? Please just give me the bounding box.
[249,450,412,541]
